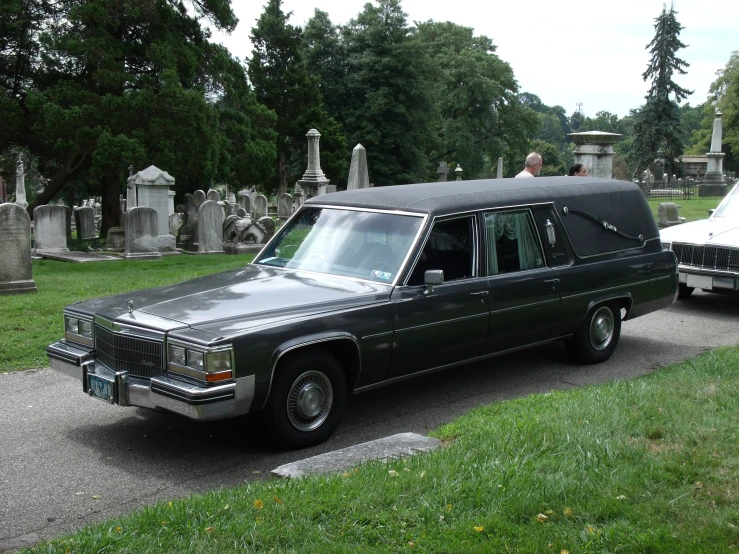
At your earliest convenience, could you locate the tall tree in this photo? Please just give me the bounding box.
[248,0,343,194]
[628,3,692,176]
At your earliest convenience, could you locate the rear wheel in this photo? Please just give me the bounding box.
[677,283,694,299]
[566,301,622,364]
[265,349,347,449]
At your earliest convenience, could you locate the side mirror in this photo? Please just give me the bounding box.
[423,270,444,295]
[708,209,715,217]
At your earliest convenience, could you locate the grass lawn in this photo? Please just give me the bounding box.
[0,255,251,372]
[646,197,720,223]
[21,346,739,553]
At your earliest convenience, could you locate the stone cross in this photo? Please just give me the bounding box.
[436,161,449,182]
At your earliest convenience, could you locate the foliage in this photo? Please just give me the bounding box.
[628,4,692,176]
[19,346,739,552]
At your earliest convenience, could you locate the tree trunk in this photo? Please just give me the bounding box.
[26,148,91,219]
[99,166,122,237]
[277,151,287,196]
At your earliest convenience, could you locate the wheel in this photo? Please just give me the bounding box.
[264,349,347,449]
[677,283,694,299]
[566,301,622,364]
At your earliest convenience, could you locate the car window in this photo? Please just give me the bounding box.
[407,217,475,285]
[484,210,544,275]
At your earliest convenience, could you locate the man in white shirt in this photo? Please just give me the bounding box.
[515,152,543,178]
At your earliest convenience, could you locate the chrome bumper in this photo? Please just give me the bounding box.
[47,339,254,421]
[678,266,739,291]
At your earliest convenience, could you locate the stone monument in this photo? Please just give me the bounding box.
[33,205,69,254]
[296,129,330,199]
[127,166,176,250]
[0,203,37,294]
[436,161,449,182]
[568,131,622,179]
[348,144,370,189]
[701,111,727,197]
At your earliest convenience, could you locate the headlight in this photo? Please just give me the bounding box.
[167,342,233,383]
[64,314,93,346]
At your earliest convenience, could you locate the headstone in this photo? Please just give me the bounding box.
[74,206,97,239]
[169,213,183,236]
[253,194,268,219]
[168,190,176,215]
[296,129,330,199]
[193,189,206,208]
[657,203,686,228]
[14,155,28,209]
[277,193,294,220]
[127,166,175,249]
[197,200,224,254]
[237,192,252,217]
[207,189,220,202]
[64,205,72,240]
[217,200,230,219]
[0,203,37,294]
[33,205,69,253]
[236,207,247,217]
[257,215,276,242]
[496,157,503,179]
[436,161,449,183]
[348,144,370,189]
[122,207,162,260]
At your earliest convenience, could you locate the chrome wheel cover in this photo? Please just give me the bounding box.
[589,306,615,351]
[286,370,333,431]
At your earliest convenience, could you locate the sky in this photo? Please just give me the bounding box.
[210,0,738,119]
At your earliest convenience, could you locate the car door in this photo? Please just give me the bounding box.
[390,215,489,378]
[481,208,562,354]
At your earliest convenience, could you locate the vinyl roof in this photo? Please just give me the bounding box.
[307,177,643,217]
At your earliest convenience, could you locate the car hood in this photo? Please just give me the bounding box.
[70,265,392,332]
[659,218,739,247]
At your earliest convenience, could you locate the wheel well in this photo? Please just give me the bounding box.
[274,340,360,393]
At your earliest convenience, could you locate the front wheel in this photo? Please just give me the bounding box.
[264,349,347,449]
[566,301,622,364]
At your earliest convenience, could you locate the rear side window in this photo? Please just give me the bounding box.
[484,210,544,275]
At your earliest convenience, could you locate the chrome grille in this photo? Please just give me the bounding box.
[94,323,163,378]
[673,243,739,271]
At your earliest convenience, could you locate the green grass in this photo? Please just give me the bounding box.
[0,255,251,372]
[646,197,720,222]
[22,346,739,553]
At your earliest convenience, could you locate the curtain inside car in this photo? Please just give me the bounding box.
[485,212,542,275]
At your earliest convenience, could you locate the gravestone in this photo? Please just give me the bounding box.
[296,128,330,198]
[237,192,252,217]
[122,207,162,260]
[168,190,176,215]
[207,189,220,202]
[197,200,224,254]
[657,203,686,228]
[0,203,37,294]
[237,208,247,217]
[257,216,276,242]
[127,166,176,251]
[33,205,69,253]
[277,193,294,220]
[14,155,28,209]
[253,194,268,219]
[64,205,72,240]
[348,144,370,189]
[193,189,206,208]
[496,157,503,179]
[169,213,183,236]
[74,206,97,239]
[436,161,449,182]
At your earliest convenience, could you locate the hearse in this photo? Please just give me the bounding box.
[48,177,678,448]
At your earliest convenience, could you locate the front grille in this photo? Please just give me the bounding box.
[673,243,739,271]
[95,323,163,378]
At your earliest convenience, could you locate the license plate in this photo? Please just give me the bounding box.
[88,373,115,403]
[686,274,713,290]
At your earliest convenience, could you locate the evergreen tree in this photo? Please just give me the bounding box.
[628,4,692,176]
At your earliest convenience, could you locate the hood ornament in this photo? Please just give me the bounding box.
[127,299,134,316]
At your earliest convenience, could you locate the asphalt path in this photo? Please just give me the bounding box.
[1,290,738,551]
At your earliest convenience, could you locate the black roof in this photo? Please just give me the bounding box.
[308,177,644,217]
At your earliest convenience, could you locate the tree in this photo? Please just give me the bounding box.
[628,3,692,176]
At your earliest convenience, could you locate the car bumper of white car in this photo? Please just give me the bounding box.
[678,266,739,291]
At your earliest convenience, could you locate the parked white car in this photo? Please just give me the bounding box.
[660,183,739,298]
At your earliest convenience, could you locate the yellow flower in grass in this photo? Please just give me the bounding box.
[446,504,453,512]
[254,499,264,509]
[473,526,484,532]
[563,507,574,518]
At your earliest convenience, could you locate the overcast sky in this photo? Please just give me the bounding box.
[211,0,738,118]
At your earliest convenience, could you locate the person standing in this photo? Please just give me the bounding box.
[515,153,543,178]
[568,164,588,176]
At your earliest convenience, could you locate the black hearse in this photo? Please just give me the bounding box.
[48,177,678,448]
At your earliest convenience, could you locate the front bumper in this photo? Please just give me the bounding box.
[678,265,739,292]
[47,339,254,421]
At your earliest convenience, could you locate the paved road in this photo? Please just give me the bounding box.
[1,291,738,551]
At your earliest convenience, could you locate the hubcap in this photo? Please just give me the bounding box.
[589,306,615,351]
[286,370,333,431]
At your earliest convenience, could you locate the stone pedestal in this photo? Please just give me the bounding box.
[297,128,330,199]
[0,203,37,294]
[568,131,622,179]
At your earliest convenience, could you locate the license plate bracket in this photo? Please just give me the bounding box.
[88,373,116,404]
[686,274,713,290]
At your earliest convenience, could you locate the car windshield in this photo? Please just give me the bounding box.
[255,207,424,283]
[713,184,739,219]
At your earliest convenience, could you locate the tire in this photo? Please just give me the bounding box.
[264,349,347,449]
[566,301,622,364]
[677,283,694,299]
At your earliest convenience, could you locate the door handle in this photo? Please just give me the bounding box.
[543,279,560,283]
[470,291,489,297]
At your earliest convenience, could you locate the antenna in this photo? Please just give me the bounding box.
[576,102,583,114]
